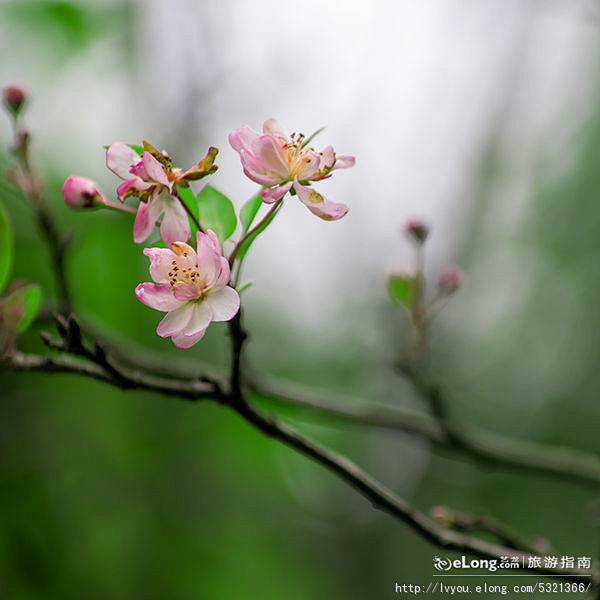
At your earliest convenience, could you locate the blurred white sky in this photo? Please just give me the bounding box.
[2,0,600,336]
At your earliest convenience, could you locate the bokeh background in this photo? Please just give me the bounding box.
[1,0,600,598]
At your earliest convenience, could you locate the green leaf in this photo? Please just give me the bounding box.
[177,187,200,233]
[388,273,417,309]
[196,186,237,244]
[237,281,254,295]
[3,284,42,334]
[237,201,283,263]
[3,1,133,57]
[0,202,12,294]
[240,191,263,233]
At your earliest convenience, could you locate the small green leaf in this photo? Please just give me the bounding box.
[177,187,200,233]
[196,186,237,244]
[237,201,283,263]
[0,202,13,294]
[240,191,263,233]
[301,126,325,149]
[3,284,42,333]
[388,273,417,308]
[237,281,254,295]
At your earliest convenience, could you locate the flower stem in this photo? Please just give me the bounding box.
[228,198,282,266]
[173,188,204,233]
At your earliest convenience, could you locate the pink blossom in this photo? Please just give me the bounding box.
[106,142,218,246]
[135,230,240,349]
[62,175,105,208]
[229,118,355,221]
[106,143,188,246]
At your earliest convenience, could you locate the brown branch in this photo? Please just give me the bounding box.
[1,329,596,585]
[431,505,552,556]
[9,122,72,315]
[249,374,600,487]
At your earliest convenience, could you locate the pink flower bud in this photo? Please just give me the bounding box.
[405,218,429,244]
[431,505,454,527]
[438,266,464,295]
[62,175,104,209]
[2,85,26,117]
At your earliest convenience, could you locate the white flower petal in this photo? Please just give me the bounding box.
[204,286,240,322]
[156,303,194,338]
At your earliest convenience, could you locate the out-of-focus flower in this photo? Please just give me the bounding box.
[135,230,240,349]
[229,118,354,221]
[2,85,26,118]
[405,218,429,244]
[431,505,455,527]
[106,142,218,246]
[62,175,105,208]
[438,266,464,295]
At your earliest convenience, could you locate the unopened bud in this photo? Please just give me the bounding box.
[405,218,429,244]
[438,266,464,295]
[62,175,105,209]
[2,85,26,118]
[431,505,454,527]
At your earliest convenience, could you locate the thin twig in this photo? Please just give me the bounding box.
[9,122,72,314]
[2,327,597,584]
[431,505,551,555]
[172,188,204,233]
[249,374,600,487]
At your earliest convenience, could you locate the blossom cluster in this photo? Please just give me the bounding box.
[63,120,355,348]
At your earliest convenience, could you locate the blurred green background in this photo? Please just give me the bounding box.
[1,1,600,598]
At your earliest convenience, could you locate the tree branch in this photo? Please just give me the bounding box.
[249,373,600,487]
[2,331,596,584]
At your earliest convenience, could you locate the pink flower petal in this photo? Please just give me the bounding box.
[262,118,286,137]
[170,241,197,260]
[293,149,321,181]
[229,126,260,154]
[117,178,152,201]
[156,303,194,338]
[319,146,336,171]
[133,195,164,243]
[293,180,348,221]
[106,143,140,180]
[205,286,240,322]
[143,247,176,284]
[171,329,206,349]
[135,283,183,312]
[142,151,170,186]
[195,231,221,287]
[251,135,291,179]
[261,182,292,204]
[201,229,221,254]
[239,149,284,186]
[332,155,355,170]
[213,257,231,289]
[160,194,191,247]
[173,282,200,301]
[183,301,213,336]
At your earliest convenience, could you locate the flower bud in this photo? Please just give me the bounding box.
[405,218,429,244]
[438,266,464,295]
[431,505,454,527]
[2,85,26,118]
[62,175,105,209]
